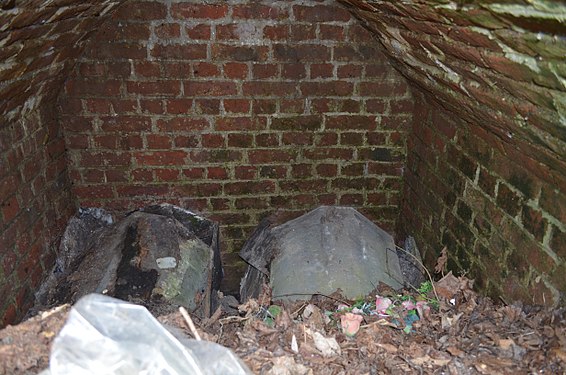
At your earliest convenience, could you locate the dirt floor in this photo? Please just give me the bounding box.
[1,274,565,374]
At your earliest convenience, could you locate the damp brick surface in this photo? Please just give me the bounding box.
[1,0,565,326]
[58,0,414,295]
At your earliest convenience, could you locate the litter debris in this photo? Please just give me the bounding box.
[40,294,251,375]
[2,272,566,374]
[310,330,341,357]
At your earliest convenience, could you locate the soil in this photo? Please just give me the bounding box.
[1,277,565,375]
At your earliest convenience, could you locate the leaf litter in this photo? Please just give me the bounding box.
[2,274,566,374]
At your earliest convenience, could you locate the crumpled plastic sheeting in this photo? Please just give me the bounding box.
[40,294,251,375]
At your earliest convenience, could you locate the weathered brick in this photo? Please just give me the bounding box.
[340,194,364,205]
[273,44,331,62]
[551,227,566,259]
[151,44,207,60]
[155,23,181,39]
[86,42,147,60]
[207,167,229,180]
[235,197,270,209]
[66,80,121,97]
[72,185,114,199]
[166,99,193,115]
[282,63,306,79]
[153,169,178,182]
[182,167,205,179]
[280,180,328,193]
[195,99,221,115]
[227,133,253,148]
[310,63,334,79]
[259,166,288,179]
[540,185,566,223]
[338,64,363,79]
[280,99,305,113]
[315,133,339,147]
[212,45,269,62]
[174,135,199,148]
[521,205,547,242]
[84,98,111,114]
[157,117,210,132]
[290,24,316,41]
[312,98,361,113]
[146,134,172,149]
[185,81,237,97]
[316,164,338,177]
[243,82,297,97]
[255,133,279,147]
[215,117,266,131]
[301,82,354,97]
[326,115,376,130]
[293,4,351,22]
[224,99,250,114]
[117,185,170,197]
[224,181,276,195]
[190,149,243,163]
[235,166,257,180]
[215,24,238,41]
[127,81,181,96]
[249,149,297,164]
[171,3,228,19]
[282,132,313,146]
[136,151,188,166]
[497,183,522,218]
[99,23,151,41]
[202,134,225,148]
[114,2,167,21]
[320,24,345,41]
[264,25,289,41]
[233,4,288,20]
[1,195,20,223]
[272,115,321,131]
[224,62,249,79]
[193,62,220,78]
[93,135,117,149]
[185,24,211,40]
[358,81,407,96]
[303,148,354,160]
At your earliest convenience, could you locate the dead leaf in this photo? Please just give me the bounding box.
[377,343,398,353]
[435,271,460,300]
[434,247,448,275]
[550,347,566,362]
[410,355,451,367]
[498,339,514,350]
[446,346,464,356]
[441,312,463,330]
[311,331,341,357]
[267,356,313,375]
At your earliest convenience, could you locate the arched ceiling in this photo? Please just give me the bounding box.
[1,0,565,159]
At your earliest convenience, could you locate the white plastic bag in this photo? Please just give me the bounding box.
[43,294,251,375]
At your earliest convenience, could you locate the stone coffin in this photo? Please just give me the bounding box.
[35,204,221,318]
[240,206,405,302]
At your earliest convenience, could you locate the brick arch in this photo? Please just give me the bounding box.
[0,0,126,325]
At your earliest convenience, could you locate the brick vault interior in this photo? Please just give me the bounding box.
[1,0,565,326]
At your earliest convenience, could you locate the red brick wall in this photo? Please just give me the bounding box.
[339,0,566,306]
[0,1,121,326]
[401,95,566,306]
[58,0,415,293]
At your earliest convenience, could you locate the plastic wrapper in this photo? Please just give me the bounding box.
[41,294,251,375]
